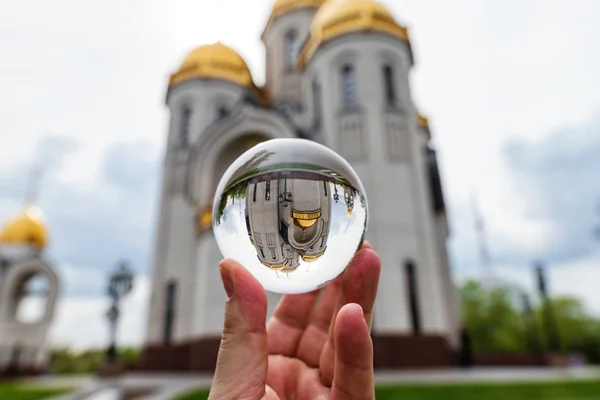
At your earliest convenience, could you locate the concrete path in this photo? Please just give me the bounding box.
[374,366,600,384]
[41,367,600,400]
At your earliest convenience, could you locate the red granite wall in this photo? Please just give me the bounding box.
[139,334,454,372]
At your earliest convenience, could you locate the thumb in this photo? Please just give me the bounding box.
[209,259,269,400]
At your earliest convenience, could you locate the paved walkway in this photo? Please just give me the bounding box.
[40,367,600,400]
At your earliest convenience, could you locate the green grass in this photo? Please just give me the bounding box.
[374,381,600,399]
[175,380,600,400]
[0,382,72,400]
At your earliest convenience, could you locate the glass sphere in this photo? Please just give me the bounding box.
[212,138,368,295]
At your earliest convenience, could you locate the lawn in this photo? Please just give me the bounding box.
[0,382,71,400]
[176,380,600,400]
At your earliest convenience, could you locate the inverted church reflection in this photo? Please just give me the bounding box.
[243,170,357,276]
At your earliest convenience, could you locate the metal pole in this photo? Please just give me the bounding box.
[105,262,134,364]
[521,293,542,353]
[535,263,561,352]
[106,303,119,363]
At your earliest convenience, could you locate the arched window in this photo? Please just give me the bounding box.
[278,103,293,118]
[13,273,50,324]
[341,64,357,106]
[1,258,9,276]
[312,79,322,126]
[163,280,177,344]
[217,106,228,119]
[404,261,422,335]
[285,31,298,70]
[383,64,396,107]
[180,106,192,148]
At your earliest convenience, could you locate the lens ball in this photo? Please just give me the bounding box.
[212,138,368,295]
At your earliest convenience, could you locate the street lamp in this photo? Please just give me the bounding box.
[105,261,134,364]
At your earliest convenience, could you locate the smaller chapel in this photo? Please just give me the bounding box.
[0,204,59,377]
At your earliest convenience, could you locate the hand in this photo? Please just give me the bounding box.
[209,242,381,400]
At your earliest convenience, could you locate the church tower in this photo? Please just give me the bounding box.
[0,205,60,377]
[294,0,459,362]
[262,0,325,123]
[143,41,297,371]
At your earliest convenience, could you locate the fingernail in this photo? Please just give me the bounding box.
[219,262,235,298]
[347,303,364,317]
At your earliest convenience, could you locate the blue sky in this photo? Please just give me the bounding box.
[0,0,599,349]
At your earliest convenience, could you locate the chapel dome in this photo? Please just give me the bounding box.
[168,42,255,89]
[0,205,48,251]
[298,0,410,68]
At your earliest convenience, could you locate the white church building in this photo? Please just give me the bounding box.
[141,0,462,371]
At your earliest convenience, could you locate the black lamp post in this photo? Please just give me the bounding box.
[105,261,134,364]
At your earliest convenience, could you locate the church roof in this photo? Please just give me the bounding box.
[263,0,327,37]
[0,205,48,251]
[270,0,326,20]
[168,42,255,89]
[297,0,411,69]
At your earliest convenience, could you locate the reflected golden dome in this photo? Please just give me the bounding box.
[292,210,321,229]
[295,219,318,229]
[301,249,326,262]
[0,205,48,251]
[197,205,213,232]
[169,42,254,89]
[347,209,353,216]
[260,259,288,271]
[284,264,299,273]
[298,0,410,69]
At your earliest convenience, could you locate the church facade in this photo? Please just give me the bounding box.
[0,205,59,377]
[141,0,462,371]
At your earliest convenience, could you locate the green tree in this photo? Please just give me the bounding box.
[48,347,141,374]
[460,280,525,352]
[460,280,600,364]
[534,296,600,362]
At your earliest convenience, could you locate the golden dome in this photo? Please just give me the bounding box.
[271,0,326,20]
[262,0,326,39]
[415,109,430,129]
[297,0,410,69]
[0,205,48,251]
[417,114,429,129]
[197,205,213,232]
[347,209,353,216]
[168,42,254,89]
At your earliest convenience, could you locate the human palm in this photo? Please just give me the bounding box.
[209,243,381,400]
